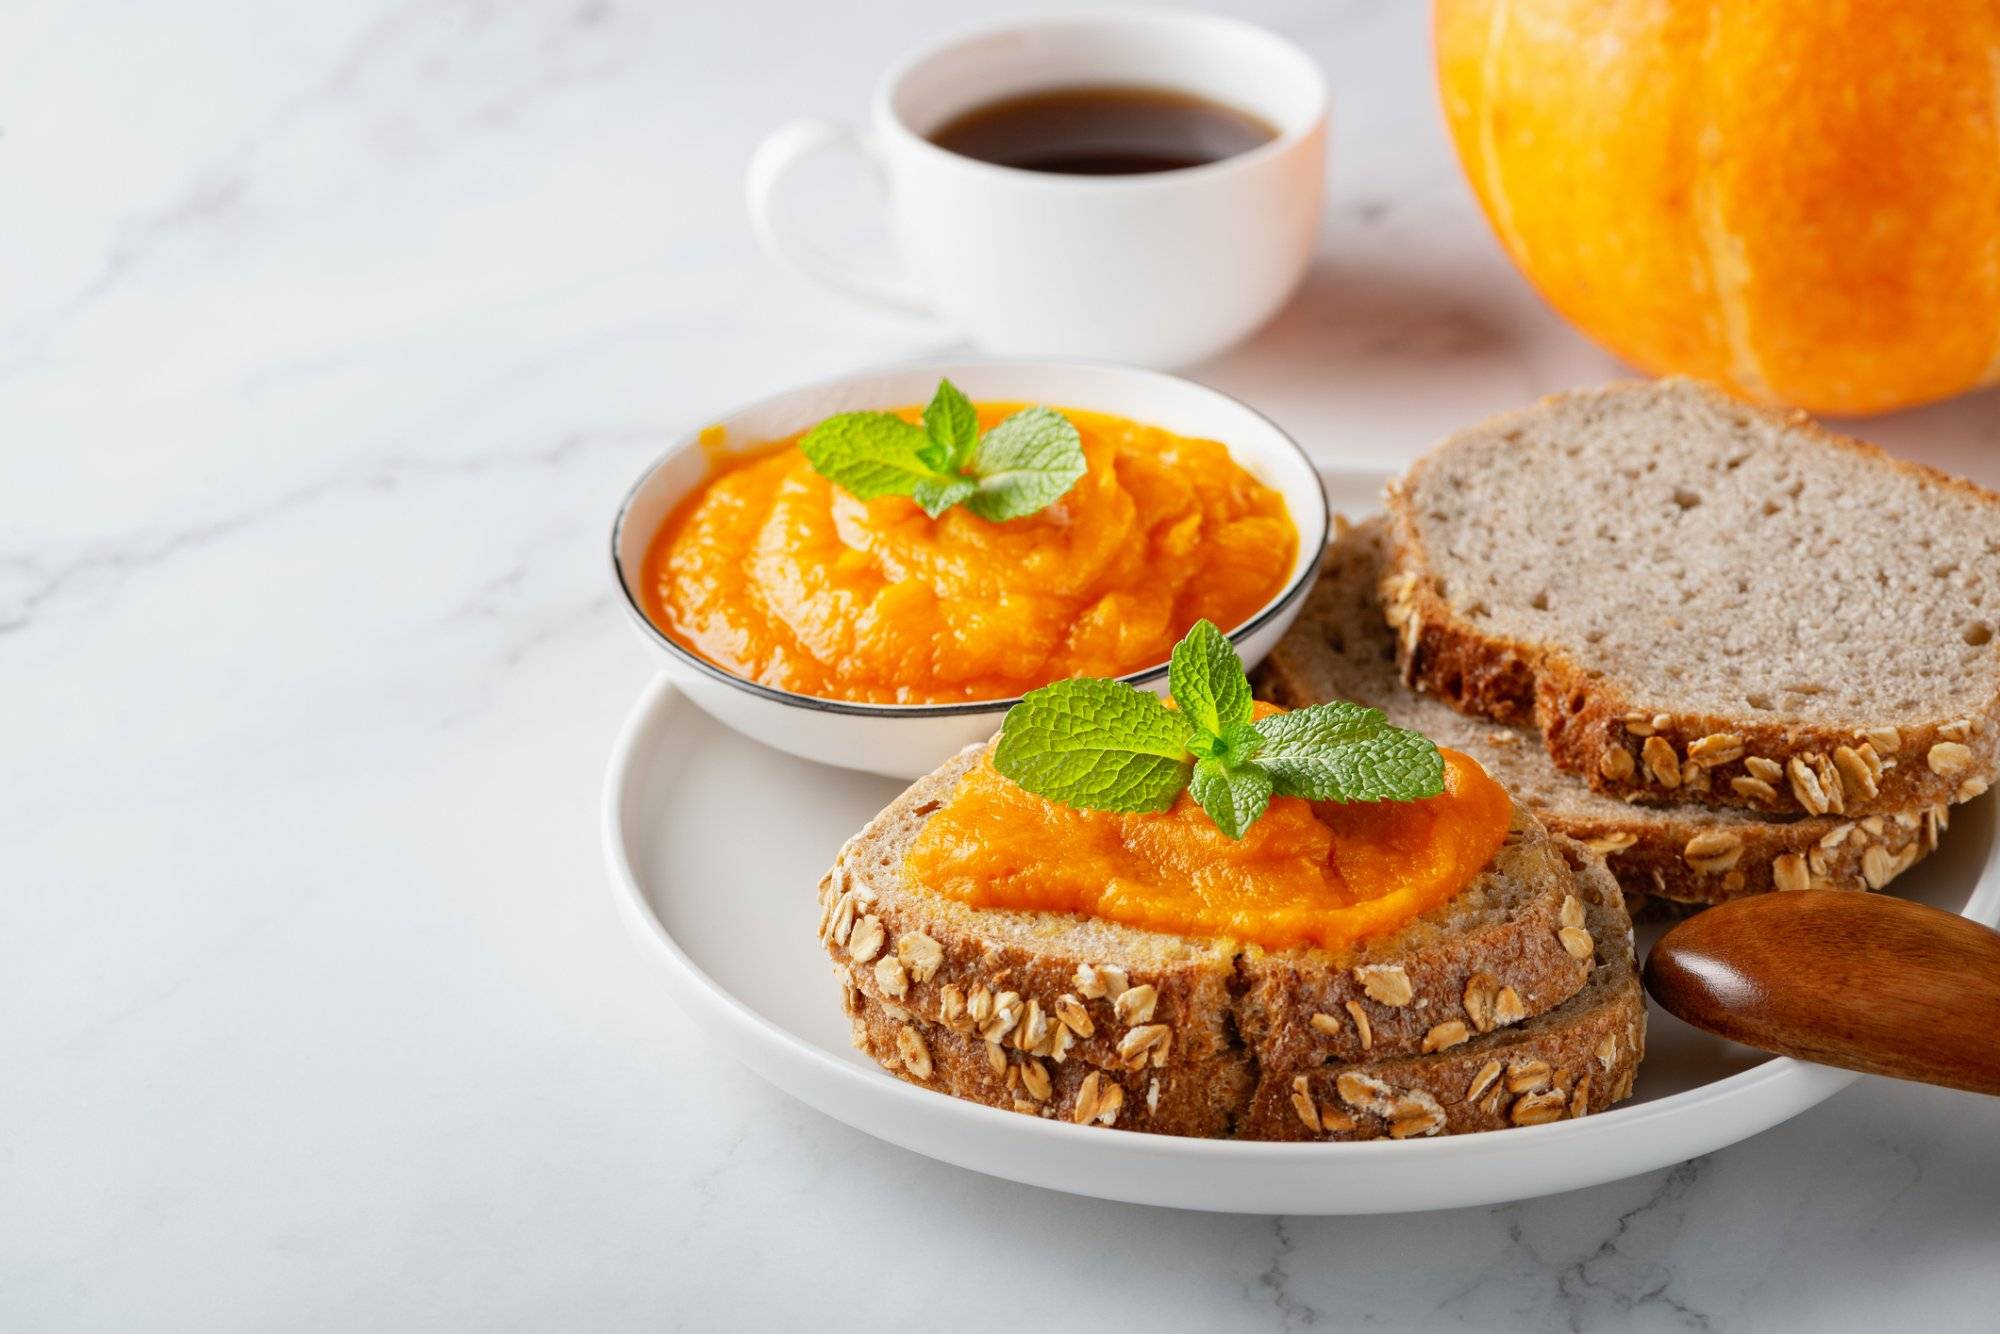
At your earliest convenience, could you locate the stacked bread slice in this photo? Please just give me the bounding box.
[820,744,1643,1140]
[1258,518,1943,908]
[1273,378,1998,909]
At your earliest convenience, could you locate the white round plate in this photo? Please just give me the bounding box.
[603,466,2000,1215]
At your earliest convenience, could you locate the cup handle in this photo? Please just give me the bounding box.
[745,119,932,318]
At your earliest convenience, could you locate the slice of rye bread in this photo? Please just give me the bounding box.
[818,747,1611,1142]
[1236,838,1643,1140]
[845,838,1644,1140]
[1256,517,1940,908]
[1380,378,2000,819]
[820,745,1595,1082]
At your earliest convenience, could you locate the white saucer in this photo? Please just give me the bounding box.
[602,467,2000,1214]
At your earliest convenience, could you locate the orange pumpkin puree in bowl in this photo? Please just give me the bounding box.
[902,748,1512,952]
[640,404,1296,704]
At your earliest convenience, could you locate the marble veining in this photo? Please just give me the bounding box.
[4,1,1998,1330]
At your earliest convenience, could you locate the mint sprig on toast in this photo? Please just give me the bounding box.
[994,620,1445,837]
[800,378,1087,521]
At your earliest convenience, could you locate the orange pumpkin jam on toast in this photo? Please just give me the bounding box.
[903,746,1513,952]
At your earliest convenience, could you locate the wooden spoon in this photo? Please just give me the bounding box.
[1644,890,2000,1095]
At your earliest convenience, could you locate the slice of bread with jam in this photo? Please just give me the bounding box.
[818,744,1643,1139]
[1257,517,1940,910]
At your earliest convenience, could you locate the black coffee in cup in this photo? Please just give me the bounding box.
[929,86,1278,176]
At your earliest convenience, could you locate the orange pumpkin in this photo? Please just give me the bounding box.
[1435,0,2000,415]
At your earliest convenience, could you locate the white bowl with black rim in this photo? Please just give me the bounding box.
[610,359,1330,778]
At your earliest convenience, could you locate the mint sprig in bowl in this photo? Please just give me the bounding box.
[610,360,1330,778]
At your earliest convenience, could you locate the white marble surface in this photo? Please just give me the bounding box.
[5,1,1998,1329]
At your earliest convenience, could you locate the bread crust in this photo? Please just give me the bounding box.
[1239,842,1642,1140]
[1528,670,1994,821]
[1381,379,2000,818]
[1551,803,1939,907]
[843,989,1245,1138]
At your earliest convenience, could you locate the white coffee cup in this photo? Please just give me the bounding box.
[746,10,1328,369]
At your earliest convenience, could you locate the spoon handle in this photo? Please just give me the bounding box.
[1644,891,2000,1096]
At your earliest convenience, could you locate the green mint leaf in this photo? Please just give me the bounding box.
[963,406,1087,523]
[1189,759,1272,840]
[988,622,1447,833]
[994,678,1193,814]
[1189,720,1264,765]
[911,475,975,518]
[1251,702,1445,802]
[1255,699,1387,750]
[1218,721,1264,766]
[915,438,951,474]
[799,384,1083,522]
[1169,619,1253,735]
[798,411,946,502]
[923,377,980,471]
